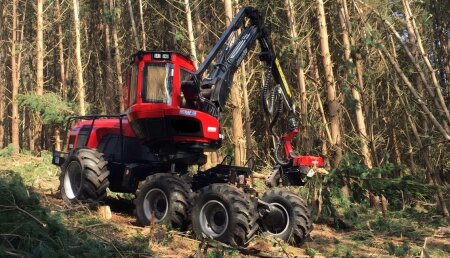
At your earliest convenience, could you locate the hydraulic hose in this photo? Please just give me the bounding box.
[262,66,290,166]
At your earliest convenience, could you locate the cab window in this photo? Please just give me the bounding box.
[142,63,173,104]
[129,64,138,105]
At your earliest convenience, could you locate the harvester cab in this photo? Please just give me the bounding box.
[124,51,220,163]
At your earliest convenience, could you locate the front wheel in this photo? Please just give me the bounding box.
[59,148,110,203]
[135,173,190,230]
[191,184,259,247]
[260,189,312,246]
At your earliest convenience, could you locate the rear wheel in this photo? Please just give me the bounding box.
[191,184,259,247]
[135,173,190,230]
[260,189,312,246]
[59,148,110,202]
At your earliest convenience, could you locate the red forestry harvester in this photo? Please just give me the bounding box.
[52,7,324,247]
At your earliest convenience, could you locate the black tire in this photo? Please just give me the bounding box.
[135,173,190,230]
[59,148,110,202]
[260,189,312,246]
[191,184,259,247]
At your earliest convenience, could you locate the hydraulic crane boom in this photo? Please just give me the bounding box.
[182,7,297,164]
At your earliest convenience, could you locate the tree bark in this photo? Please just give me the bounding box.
[184,0,197,67]
[338,0,372,168]
[36,0,44,96]
[31,0,45,152]
[73,0,86,115]
[224,0,244,165]
[55,0,66,100]
[138,0,146,49]
[110,0,124,112]
[127,0,140,50]
[10,0,20,150]
[284,0,309,151]
[316,0,342,167]
[103,0,114,111]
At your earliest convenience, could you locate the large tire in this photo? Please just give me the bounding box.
[260,189,312,246]
[191,184,259,247]
[135,173,190,230]
[59,148,110,202]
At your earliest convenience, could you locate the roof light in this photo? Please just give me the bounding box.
[152,52,171,60]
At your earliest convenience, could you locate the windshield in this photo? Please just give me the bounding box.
[142,63,173,104]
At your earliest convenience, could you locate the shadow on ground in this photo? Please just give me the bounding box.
[0,170,150,257]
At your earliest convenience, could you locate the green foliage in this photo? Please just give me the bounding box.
[386,242,410,257]
[204,249,225,258]
[17,92,75,125]
[306,247,318,258]
[175,30,186,41]
[0,145,17,157]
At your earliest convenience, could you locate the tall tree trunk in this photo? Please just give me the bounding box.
[10,0,20,150]
[103,0,113,111]
[138,0,146,49]
[73,0,86,115]
[284,0,309,151]
[55,0,66,100]
[316,0,342,167]
[127,0,140,50]
[0,8,5,148]
[224,0,244,165]
[184,0,197,67]
[36,0,44,96]
[32,0,45,152]
[338,0,372,168]
[0,47,4,148]
[110,0,124,112]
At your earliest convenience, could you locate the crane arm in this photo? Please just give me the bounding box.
[182,7,297,165]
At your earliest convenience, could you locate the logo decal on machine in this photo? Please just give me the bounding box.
[179,109,197,117]
[207,127,217,132]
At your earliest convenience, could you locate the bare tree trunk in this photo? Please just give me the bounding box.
[36,0,44,96]
[10,0,20,150]
[110,0,124,112]
[55,0,66,100]
[73,0,86,115]
[0,13,5,148]
[31,0,45,152]
[225,0,244,165]
[127,0,140,50]
[138,0,146,49]
[103,0,113,110]
[284,0,309,151]
[316,0,342,167]
[184,0,197,67]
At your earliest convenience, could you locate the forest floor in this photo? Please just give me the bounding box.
[0,151,449,258]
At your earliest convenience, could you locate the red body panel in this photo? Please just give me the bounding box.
[68,118,136,149]
[293,156,324,167]
[127,105,220,142]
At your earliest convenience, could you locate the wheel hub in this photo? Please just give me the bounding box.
[64,161,82,199]
[200,200,229,237]
[262,203,290,236]
[143,188,169,222]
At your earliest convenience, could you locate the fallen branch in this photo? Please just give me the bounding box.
[0,204,47,228]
